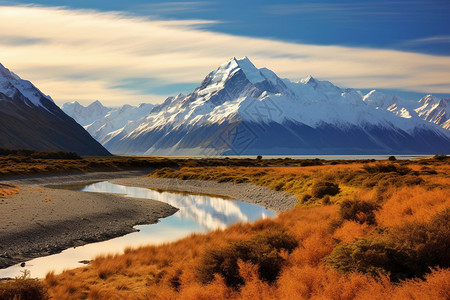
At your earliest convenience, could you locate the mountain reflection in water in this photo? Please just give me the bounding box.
[80,181,274,231]
[0,181,275,278]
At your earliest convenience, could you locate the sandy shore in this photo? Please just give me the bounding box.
[0,171,297,271]
[0,171,177,270]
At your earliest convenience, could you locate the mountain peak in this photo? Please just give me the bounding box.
[234,57,265,84]
[215,57,265,85]
[0,63,20,81]
[88,100,105,109]
[419,94,439,106]
[61,101,82,110]
[98,57,450,156]
[0,62,54,109]
[0,63,110,156]
[363,90,401,109]
[61,100,111,126]
[300,75,317,86]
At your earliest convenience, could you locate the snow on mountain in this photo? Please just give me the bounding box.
[0,63,55,111]
[363,92,450,130]
[84,103,154,144]
[62,100,111,126]
[0,62,110,156]
[415,95,450,129]
[101,57,450,155]
[363,90,401,110]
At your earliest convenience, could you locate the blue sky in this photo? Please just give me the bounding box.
[0,0,449,105]
[10,0,449,55]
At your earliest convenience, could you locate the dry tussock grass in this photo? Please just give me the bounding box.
[150,159,448,207]
[4,157,448,299]
[376,185,449,227]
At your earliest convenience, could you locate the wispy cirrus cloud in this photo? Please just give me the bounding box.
[401,35,450,46]
[0,5,449,106]
[262,1,442,20]
[395,35,450,56]
[134,1,215,15]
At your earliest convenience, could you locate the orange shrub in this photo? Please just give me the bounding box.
[333,221,373,244]
[42,161,449,299]
[376,186,449,227]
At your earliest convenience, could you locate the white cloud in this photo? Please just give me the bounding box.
[0,5,449,106]
[400,35,450,46]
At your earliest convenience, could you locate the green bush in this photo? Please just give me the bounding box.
[324,238,416,282]
[299,159,323,167]
[326,209,450,282]
[419,166,437,175]
[197,230,297,288]
[363,163,411,175]
[339,199,379,225]
[432,155,448,160]
[310,181,340,198]
[300,194,312,204]
[388,208,450,271]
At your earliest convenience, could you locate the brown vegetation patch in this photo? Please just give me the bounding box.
[0,183,19,197]
[0,270,49,300]
[3,156,449,299]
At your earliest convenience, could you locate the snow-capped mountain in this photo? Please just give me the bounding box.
[362,92,450,130]
[0,63,110,156]
[84,103,154,144]
[62,100,111,126]
[101,57,450,155]
[61,101,155,144]
[415,95,450,130]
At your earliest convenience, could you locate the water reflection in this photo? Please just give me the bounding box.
[0,181,274,278]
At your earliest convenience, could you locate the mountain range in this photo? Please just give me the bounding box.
[61,100,112,127]
[0,63,110,156]
[70,57,448,155]
[62,101,154,144]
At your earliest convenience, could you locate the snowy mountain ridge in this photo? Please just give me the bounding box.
[0,62,110,155]
[0,63,54,111]
[84,103,154,144]
[61,101,155,144]
[98,57,449,155]
[414,96,450,129]
[62,100,112,126]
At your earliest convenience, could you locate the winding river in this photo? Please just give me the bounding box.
[0,181,275,278]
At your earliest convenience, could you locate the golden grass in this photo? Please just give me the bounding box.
[3,156,449,299]
[0,155,178,176]
[376,185,450,227]
[148,160,449,207]
[0,270,49,300]
[44,158,449,299]
[44,194,449,299]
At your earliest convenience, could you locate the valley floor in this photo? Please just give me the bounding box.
[0,171,297,272]
[0,171,176,270]
[0,157,448,299]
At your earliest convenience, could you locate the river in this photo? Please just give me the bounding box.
[0,181,275,278]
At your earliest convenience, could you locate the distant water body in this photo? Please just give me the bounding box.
[167,155,431,160]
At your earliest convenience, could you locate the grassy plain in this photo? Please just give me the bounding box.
[0,155,449,299]
[0,148,379,177]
